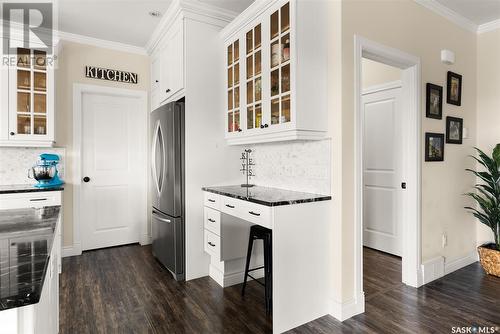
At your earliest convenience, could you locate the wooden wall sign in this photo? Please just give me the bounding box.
[85,66,138,84]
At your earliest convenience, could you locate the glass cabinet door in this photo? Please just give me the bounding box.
[227,40,241,133]
[245,23,262,130]
[269,2,291,126]
[13,48,48,136]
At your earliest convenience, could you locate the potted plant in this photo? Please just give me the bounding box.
[465,145,500,277]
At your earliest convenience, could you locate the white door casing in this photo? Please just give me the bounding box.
[75,85,148,252]
[362,83,402,256]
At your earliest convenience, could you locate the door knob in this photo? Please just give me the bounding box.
[83,176,91,183]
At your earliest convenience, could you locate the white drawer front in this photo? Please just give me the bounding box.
[0,191,62,210]
[220,196,245,217]
[204,192,220,210]
[204,229,221,261]
[204,207,221,236]
[242,202,272,229]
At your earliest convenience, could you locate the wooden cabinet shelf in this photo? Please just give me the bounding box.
[221,0,328,145]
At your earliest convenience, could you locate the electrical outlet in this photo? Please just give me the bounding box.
[442,233,447,248]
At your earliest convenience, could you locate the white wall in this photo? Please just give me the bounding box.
[476,28,500,246]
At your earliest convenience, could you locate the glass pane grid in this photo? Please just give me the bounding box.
[227,41,240,133]
[269,2,292,126]
[245,24,262,130]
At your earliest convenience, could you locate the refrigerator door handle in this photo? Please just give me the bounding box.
[152,211,172,223]
[151,120,165,196]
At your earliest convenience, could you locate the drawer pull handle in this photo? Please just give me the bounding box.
[208,242,216,247]
[249,211,260,216]
[225,204,235,209]
[30,198,47,202]
[208,218,216,223]
[208,199,216,203]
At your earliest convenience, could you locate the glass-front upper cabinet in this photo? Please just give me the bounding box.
[269,2,291,127]
[227,40,241,133]
[8,46,54,145]
[245,23,262,130]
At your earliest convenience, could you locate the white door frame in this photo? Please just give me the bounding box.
[71,83,148,256]
[354,35,422,303]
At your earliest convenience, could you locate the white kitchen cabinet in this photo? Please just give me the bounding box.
[151,17,185,109]
[0,41,56,147]
[221,0,329,145]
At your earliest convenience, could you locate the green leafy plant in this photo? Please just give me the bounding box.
[465,145,500,251]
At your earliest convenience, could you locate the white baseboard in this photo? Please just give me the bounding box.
[209,264,265,288]
[62,242,82,257]
[421,256,445,284]
[330,292,365,322]
[140,234,152,246]
[421,251,478,284]
[444,251,479,275]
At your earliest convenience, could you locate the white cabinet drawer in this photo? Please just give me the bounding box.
[204,229,220,262]
[204,207,221,236]
[204,192,220,210]
[221,196,272,229]
[0,191,62,210]
[242,202,272,229]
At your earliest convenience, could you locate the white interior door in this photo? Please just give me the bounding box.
[81,92,146,251]
[362,85,403,256]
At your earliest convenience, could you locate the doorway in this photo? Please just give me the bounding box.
[73,84,148,252]
[354,36,422,312]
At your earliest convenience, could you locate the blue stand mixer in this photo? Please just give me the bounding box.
[28,153,64,188]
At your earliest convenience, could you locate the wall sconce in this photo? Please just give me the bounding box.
[441,49,455,65]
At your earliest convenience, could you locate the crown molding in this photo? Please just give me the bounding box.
[477,18,500,34]
[145,0,238,54]
[413,0,477,33]
[56,31,147,55]
[220,0,276,41]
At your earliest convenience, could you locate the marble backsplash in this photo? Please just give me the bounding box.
[246,139,331,195]
[0,147,66,185]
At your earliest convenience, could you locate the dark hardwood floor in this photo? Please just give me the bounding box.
[60,245,500,334]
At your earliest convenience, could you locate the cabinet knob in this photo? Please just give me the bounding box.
[155,80,159,83]
[166,88,171,93]
[264,124,269,128]
[238,128,242,132]
[83,176,91,183]
[260,125,264,129]
[10,132,15,136]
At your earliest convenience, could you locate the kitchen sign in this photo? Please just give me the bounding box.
[85,66,138,84]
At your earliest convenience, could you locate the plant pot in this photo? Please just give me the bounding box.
[477,243,500,277]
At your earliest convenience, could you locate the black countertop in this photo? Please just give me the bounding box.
[202,185,331,207]
[0,184,64,194]
[0,206,60,311]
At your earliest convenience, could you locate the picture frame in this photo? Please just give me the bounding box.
[446,116,463,144]
[446,71,462,106]
[425,132,444,162]
[426,83,443,119]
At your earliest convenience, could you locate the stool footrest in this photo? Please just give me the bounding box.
[247,274,265,287]
[247,266,264,272]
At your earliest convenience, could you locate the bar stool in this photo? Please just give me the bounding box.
[241,224,272,316]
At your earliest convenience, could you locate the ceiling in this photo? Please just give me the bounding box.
[56,0,254,48]
[434,0,500,25]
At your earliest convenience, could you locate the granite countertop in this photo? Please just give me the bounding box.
[0,206,60,311]
[0,184,64,194]
[202,185,331,207]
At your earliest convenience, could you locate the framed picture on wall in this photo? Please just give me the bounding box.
[426,83,443,119]
[446,116,463,144]
[447,71,462,106]
[425,132,444,162]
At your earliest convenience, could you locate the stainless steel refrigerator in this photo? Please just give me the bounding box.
[150,101,185,281]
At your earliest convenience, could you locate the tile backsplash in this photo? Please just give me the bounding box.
[247,139,331,195]
[0,147,66,185]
